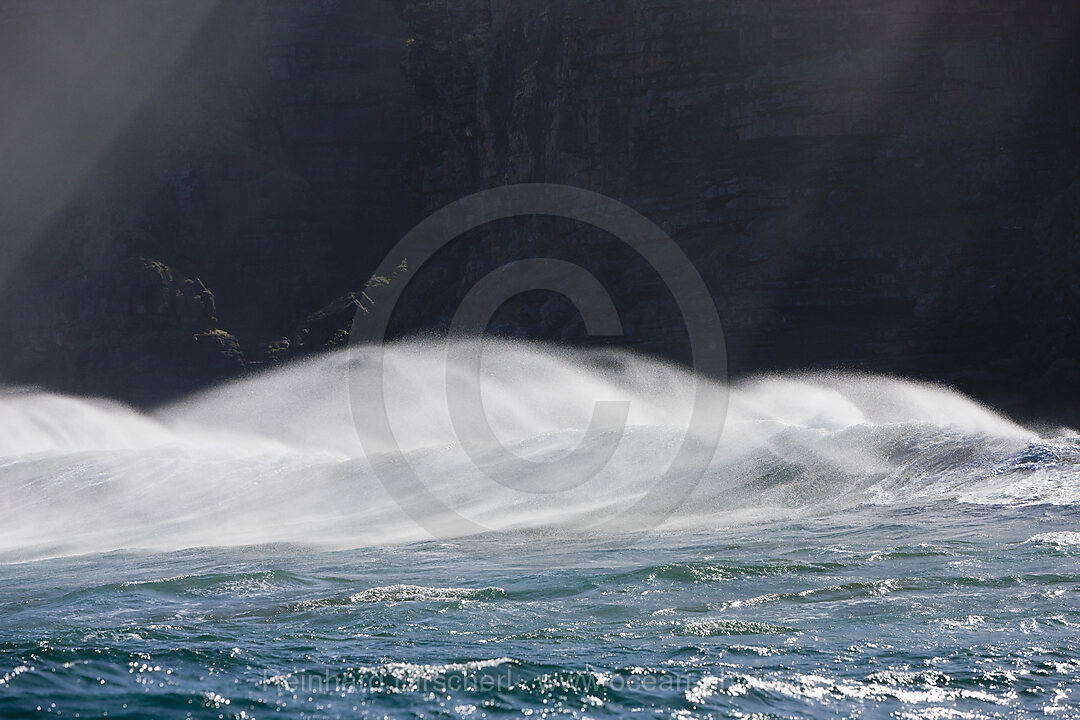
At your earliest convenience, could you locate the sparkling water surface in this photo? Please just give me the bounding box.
[2,345,1078,717]
[2,504,1078,719]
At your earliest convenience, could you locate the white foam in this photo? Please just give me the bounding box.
[0,339,1074,561]
[1025,532,1080,547]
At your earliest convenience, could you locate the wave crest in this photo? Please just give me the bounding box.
[0,340,1076,561]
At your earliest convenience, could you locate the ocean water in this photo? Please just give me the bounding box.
[1,341,1078,718]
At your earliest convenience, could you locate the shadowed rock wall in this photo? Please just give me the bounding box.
[0,0,1077,422]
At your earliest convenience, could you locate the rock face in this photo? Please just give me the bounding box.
[389,0,1080,422]
[0,257,243,405]
[0,0,422,406]
[1025,180,1080,421]
[264,258,410,365]
[0,0,1077,421]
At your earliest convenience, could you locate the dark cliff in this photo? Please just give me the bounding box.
[1,1,1078,423]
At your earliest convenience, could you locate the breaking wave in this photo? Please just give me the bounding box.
[0,339,1076,561]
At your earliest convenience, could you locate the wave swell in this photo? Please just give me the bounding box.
[0,339,1076,561]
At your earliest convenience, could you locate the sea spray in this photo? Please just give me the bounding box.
[0,339,1075,561]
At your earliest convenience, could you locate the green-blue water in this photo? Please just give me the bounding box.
[2,505,1079,718]
[2,344,1079,717]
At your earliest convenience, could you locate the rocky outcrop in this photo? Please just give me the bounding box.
[0,257,244,406]
[261,259,410,364]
